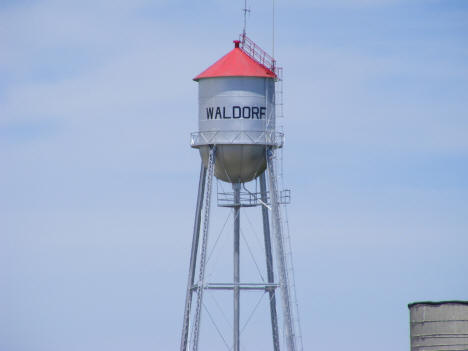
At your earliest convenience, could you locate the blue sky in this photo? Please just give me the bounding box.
[1,0,467,350]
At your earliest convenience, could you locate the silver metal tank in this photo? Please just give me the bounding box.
[408,301,468,351]
[191,40,282,183]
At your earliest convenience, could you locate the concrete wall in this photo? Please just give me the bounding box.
[409,301,468,351]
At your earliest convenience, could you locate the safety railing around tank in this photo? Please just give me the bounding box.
[217,188,291,208]
[239,34,282,79]
[190,130,284,148]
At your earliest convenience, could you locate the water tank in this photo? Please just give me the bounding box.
[191,40,282,183]
[408,301,468,351]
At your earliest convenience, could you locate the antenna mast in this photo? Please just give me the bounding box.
[242,0,250,37]
[272,0,275,59]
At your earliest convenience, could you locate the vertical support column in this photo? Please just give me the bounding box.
[191,146,216,351]
[260,172,280,351]
[233,182,241,351]
[266,148,296,351]
[180,163,207,351]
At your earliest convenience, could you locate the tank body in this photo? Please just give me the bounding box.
[197,76,275,183]
[409,301,468,351]
[198,77,275,135]
[190,40,282,183]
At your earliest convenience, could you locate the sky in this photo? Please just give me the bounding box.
[1,0,467,350]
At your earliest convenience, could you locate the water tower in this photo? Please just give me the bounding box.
[179,34,302,351]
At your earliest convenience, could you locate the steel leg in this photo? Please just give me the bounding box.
[180,163,207,351]
[191,146,216,351]
[266,148,296,351]
[233,182,241,351]
[260,172,281,351]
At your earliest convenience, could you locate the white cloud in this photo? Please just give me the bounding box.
[283,0,404,8]
[277,42,468,154]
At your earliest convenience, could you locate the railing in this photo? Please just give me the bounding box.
[217,188,291,208]
[239,34,282,79]
[190,130,284,148]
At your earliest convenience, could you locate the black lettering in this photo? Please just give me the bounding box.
[260,107,266,120]
[215,107,222,119]
[233,106,241,118]
[206,107,214,119]
[242,106,251,119]
[252,106,259,119]
[222,107,231,119]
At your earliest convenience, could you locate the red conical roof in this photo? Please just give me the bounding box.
[194,41,276,81]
